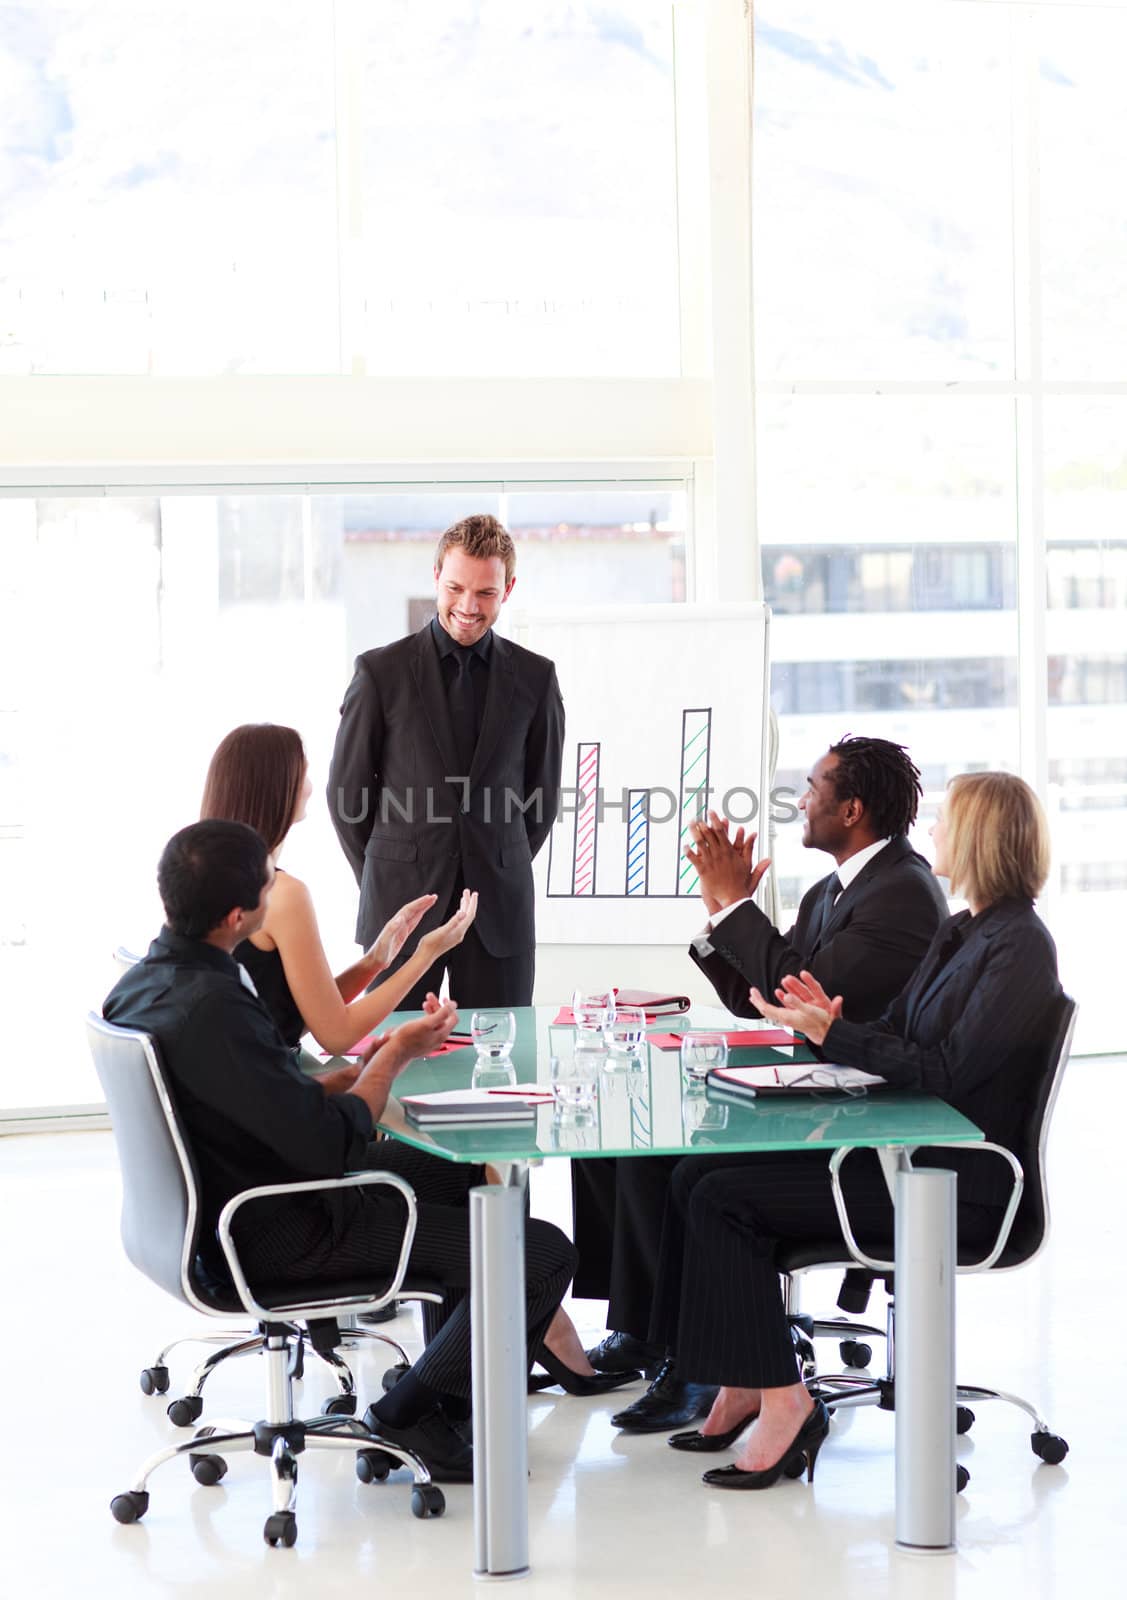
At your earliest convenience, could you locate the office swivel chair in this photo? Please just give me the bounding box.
[780,993,1077,1485]
[88,1013,448,1547]
[108,947,415,1425]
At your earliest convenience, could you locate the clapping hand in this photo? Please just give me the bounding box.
[748,969,842,1047]
[365,894,438,974]
[417,889,479,963]
[684,809,772,918]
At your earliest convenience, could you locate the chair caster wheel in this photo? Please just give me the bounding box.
[956,1464,970,1493]
[264,1511,298,1547]
[783,1456,806,1480]
[321,1394,357,1417]
[411,1484,446,1518]
[189,1454,228,1486]
[139,1365,170,1396]
[381,1362,410,1393]
[110,1490,149,1524]
[1031,1430,1068,1465]
[840,1339,872,1369]
[956,1406,975,1435]
[167,1395,204,1427]
[356,1450,392,1484]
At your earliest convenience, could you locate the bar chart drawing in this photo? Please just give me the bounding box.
[515,602,770,945]
[625,789,650,896]
[572,743,600,896]
[676,709,712,898]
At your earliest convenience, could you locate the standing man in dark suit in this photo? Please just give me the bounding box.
[328,515,564,1009]
[591,735,950,1434]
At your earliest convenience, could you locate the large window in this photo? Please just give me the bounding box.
[0,480,687,1111]
[0,0,685,378]
[753,1,1127,1052]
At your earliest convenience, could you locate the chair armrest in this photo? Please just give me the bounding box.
[216,1169,418,1323]
[909,1140,1024,1271]
[827,1147,897,1273]
[827,1142,1024,1277]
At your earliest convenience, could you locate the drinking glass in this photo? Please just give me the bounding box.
[470,1010,517,1090]
[548,1048,600,1119]
[571,986,615,1042]
[471,1009,516,1062]
[680,1032,729,1084]
[608,1005,646,1055]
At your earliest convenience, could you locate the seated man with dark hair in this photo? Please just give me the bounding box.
[104,820,578,1482]
[577,735,949,1435]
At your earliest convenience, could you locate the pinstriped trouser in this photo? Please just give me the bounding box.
[237,1140,577,1401]
[649,1149,1001,1390]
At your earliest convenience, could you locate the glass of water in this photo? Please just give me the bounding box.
[549,1048,600,1119]
[608,1005,646,1056]
[470,1010,517,1089]
[680,1032,729,1085]
[471,1010,516,1061]
[572,986,615,1042]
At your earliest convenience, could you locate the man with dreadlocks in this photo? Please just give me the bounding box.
[685,734,948,1026]
[590,735,949,1435]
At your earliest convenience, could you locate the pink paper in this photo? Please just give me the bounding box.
[322,1033,473,1059]
[649,1028,798,1051]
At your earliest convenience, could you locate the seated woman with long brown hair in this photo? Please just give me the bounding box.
[649,771,1063,1491]
[201,723,477,1056]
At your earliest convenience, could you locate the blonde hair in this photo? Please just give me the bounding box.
[944,772,1051,906]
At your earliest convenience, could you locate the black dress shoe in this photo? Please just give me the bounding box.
[701,1400,830,1491]
[611,1358,719,1433]
[668,1410,758,1452]
[527,1347,642,1396]
[586,1331,664,1376]
[361,1403,474,1483]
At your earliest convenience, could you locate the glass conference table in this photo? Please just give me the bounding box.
[369,1006,982,1576]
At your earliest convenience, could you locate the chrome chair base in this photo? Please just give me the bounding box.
[113,1331,447,1545]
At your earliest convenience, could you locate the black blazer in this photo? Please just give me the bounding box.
[691,835,949,1023]
[825,898,1062,1207]
[327,624,564,958]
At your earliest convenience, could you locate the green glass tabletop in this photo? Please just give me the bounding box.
[365,1005,983,1165]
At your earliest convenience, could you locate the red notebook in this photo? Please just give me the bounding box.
[553,990,692,1025]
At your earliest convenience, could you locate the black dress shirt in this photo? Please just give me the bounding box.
[102,928,373,1268]
[430,616,491,769]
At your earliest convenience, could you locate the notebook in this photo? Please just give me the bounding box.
[707,1063,885,1099]
[400,1086,549,1126]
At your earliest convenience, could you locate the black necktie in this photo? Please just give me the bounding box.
[811,872,842,948]
[448,651,477,776]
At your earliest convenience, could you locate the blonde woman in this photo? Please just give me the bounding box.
[648,773,1063,1490]
[201,723,477,1055]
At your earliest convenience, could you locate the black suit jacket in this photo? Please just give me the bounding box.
[327,624,564,958]
[691,835,949,1023]
[824,898,1062,1207]
[103,930,373,1267]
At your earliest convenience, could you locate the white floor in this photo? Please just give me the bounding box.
[2,1062,1123,1600]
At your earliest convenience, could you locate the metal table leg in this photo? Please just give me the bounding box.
[894,1165,957,1552]
[470,1162,530,1579]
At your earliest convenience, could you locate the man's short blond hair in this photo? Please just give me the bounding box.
[945,772,1051,906]
[435,514,516,585]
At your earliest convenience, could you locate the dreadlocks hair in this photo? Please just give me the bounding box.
[825,734,923,839]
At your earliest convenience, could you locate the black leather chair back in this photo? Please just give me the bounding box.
[87,1013,200,1309]
[997,991,1077,1267]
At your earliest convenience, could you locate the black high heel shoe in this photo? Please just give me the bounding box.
[668,1410,759,1453]
[528,1347,642,1396]
[701,1399,830,1490]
